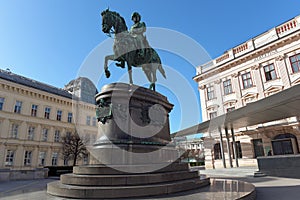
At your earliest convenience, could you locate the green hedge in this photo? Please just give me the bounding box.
[189,161,205,167]
[45,166,73,176]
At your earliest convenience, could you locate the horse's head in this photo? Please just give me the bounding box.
[101,9,128,35]
[101,9,114,34]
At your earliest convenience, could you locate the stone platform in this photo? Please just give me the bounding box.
[47,83,211,198]
[47,83,256,199]
[1,177,258,200]
[47,163,210,199]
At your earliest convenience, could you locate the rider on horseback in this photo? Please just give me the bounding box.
[102,9,166,91]
[116,12,148,68]
[130,12,147,58]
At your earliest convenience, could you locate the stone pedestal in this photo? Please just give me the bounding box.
[91,83,178,167]
[47,83,210,199]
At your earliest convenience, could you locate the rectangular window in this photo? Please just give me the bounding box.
[226,107,235,113]
[28,126,35,140]
[31,104,38,117]
[11,124,19,138]
[264,64,277,81]
[44,107,51,119]
[209,112,217,119]
[67,112,73,123]
[223,79,233,95]
[206,85,215,100]
[24,151,32,166]
[289,53,300,73]
[92,117,97,126]
[0,97,4,110]
[64,158,69,166]
[252,139,265,158]
[42,128,48,141]
[83,155,89,165]
[5,150,15,166]
[86,116,91,126]
[54,130,60,142]
[39,152,46,166]
[52,152,58,166]
[231,141,243,159]
[66,132,71,138]
[56,110,62,121]
[242,72,253,89]
[214,143,222,160]
[14,101,22,113]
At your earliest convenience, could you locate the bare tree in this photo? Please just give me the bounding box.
[61,132,88,166]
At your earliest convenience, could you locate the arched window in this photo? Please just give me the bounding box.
[272,133,299,155]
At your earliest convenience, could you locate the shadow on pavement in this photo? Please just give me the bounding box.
[255,185,300,200]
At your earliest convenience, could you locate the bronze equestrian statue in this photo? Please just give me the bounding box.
[101,9,166,91]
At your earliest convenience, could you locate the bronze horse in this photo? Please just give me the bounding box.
[101,9,166,91]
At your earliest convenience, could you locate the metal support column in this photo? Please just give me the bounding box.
[225,127,233,168]
[231,127,239,167]
[218,127,226,168]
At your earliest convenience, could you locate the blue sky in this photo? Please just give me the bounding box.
[1,0,300,134]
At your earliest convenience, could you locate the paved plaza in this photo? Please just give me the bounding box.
[1,166,300,200]
[201,167,300,200]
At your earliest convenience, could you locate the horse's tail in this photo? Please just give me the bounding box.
[158,64,166,79]
[150,48,166,78]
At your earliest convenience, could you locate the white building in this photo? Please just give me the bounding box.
[193,14,300,169]
[174,137,204,163]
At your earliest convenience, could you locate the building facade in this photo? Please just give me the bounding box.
[0,70,98,180]
[174,136,204,163]
[194,15,300,169]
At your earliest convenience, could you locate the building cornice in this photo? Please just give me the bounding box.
[0,80,73,106]
[0,69,72,98]
[195,32,300,82]
[194,15,300,83]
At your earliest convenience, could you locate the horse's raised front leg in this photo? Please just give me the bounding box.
[104,54,115,78]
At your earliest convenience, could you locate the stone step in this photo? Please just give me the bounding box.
[73,162,189,175]
[254,171,267,177]
[60,170,200,186]
[47,177,210,199]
